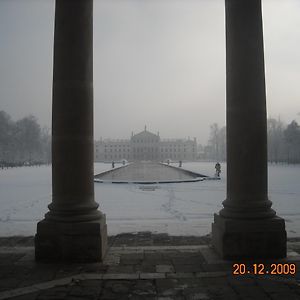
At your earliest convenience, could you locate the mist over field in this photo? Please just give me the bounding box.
[0,0,299,145]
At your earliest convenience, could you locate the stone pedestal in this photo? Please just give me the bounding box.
[212,214,286,259]
[35,217,107,262]
[212,0,286,259]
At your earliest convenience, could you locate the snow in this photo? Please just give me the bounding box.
[0,162,299,237]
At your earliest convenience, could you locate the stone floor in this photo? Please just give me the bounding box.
[94,162,205,183]
[0,232,300,300]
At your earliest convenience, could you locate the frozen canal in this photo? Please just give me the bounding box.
[0,162,299,237]
[95,162,206,182]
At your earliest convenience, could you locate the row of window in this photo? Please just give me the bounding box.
[97,148,195,153]
[97,154,195,160]
[104,145,130,148]
[132,139,159,143]
[99,149,194,153]
[97,143,195,148]
[104,149,131,153]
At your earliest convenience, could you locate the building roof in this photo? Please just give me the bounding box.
[131,127,159,140]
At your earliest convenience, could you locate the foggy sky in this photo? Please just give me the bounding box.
[0,0,299,144]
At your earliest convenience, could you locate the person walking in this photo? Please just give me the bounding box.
[215,162,221,177]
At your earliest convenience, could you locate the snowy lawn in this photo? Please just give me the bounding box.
[0,162,299,237]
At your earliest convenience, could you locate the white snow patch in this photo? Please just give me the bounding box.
[0,162,299,237]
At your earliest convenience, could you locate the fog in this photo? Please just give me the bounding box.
[0,0,299,144]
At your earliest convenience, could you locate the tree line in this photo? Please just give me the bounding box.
[2,109,300,165]
[0,111,51,167]
[202,118,300,164]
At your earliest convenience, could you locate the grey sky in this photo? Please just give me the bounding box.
[0,0,299,144]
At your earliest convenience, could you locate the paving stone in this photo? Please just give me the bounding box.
[0,277,20,291]
[227,276,257,286]
[144,258,172,265]
[99,289,123,299]
[195,271,227,278]
[135,263,156,273]
[7,292,40,300]
[112,283,130,294]
[0,253,26,265]
[166,272,194,279]
[144,252,163,260]
[206,285,239,299]
[68,285,101,299]
[201,263,224,272]
[140,273,165,279]
[79,264,108,273]
[157,297,185,300]
[36,286,71,299]
[182,287,210,300]
[173,264,202,273]
[287,283,300,296]
[129,296,157,300]
[65,297,93,300]
[119,258,142,265]
[20,271,58,287]
[172,255,205,265]
[218,263,233,271]
[259,281,294,294]
[200,276,228,286]
[102,273,139,280]
[0,265,34,281]
[267,292,300,300]
[233,286,270,300]
[77,279,102,287]
[132,280,156,296]
[156,265,175,273]
[125,252,144,259]
[161,251,181,259]
[2,234,300,300]
[156,278,181,296]
[103,255,121,266]
[107,265,135,273]
[102,280,132,295]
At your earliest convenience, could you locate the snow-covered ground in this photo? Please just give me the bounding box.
[0,162,299,237]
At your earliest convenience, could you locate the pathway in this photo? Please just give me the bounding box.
[0,233,299,300]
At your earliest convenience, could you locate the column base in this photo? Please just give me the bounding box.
[212,213,286,259]
[35,215,107,262]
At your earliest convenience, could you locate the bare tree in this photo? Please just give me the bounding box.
[267,118,285,163]
[284,120,300,163]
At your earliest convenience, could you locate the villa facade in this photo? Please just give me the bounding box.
[94,127,197,162]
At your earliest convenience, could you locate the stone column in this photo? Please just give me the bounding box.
[212,0,286,259]
[35,0,107,262]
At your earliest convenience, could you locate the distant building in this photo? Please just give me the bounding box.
[94,126,197,162]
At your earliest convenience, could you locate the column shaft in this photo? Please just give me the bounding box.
[221,0,274,219]
[47,0,100,222]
